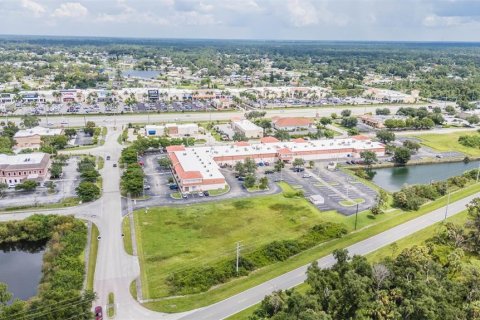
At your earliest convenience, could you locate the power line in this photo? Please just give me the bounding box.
[2,296,94,320]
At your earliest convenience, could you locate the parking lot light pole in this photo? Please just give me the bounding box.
[476,161,480,183]
[444,180,450,220]
[354,203,359,230]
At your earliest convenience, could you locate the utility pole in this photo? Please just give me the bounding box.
[236,242,242,274]
[444,192,451,220]
[476,161,480,183]
[354,203,359,230]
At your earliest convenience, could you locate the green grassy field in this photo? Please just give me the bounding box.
[86,224,99,291]
[413,131,480,156]
[139,181,480,312]
[135,183,332,300]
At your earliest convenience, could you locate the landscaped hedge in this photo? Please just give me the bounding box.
[166,222,347,295]
[0,215,94,320]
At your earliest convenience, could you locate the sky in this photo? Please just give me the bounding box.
[0,0,479,41]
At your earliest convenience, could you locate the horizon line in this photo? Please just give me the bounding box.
[0,33,479,44]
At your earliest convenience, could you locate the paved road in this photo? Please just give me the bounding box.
[5,104,432,128]
[178,191,479,320]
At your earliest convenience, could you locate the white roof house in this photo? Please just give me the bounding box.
[14,126,63,138]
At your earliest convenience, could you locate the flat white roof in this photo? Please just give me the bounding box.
[195,138,383,159]
[171,137,383,182]
[233,119,262,132]
[173,148,224,180]
[14,126,62,138]
[0,153,47,166]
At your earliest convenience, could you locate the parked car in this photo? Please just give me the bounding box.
[144,185,151,190]
[238,176,245,181]
[182,194,188,199]
[293,167,305,172]
[94,306,103,320]
[302,173,311,178]
[113,163,117,167]
[203,191,210,196]
[198,192,204,197]
[106,156,110,160]
[169,184,179,190]
[264,170,274,174]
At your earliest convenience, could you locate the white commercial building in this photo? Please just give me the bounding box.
[0,153,51,186]
[14,126,64,150]
[231,120,263,138]
[145,123,199,137]
[167,136,385,193]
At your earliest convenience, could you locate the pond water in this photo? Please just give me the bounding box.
[371,161,480,192]
[0,240,46,301]
[122,70,162,79]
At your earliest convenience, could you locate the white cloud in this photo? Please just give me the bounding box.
[20,0,46,17]
[52,2,89,18]
[287,0,319,27]
[422,14,476,27]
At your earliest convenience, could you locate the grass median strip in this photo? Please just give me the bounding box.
[122,216,133,255]
[86,223,99,291]
[107,292,115,318]
[139,182,480,312]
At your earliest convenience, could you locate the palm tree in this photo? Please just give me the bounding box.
[52,91,61,103]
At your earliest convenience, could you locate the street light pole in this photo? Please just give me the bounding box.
[354,203,359,230]
[476,161,480,183]
[444,192,451,220]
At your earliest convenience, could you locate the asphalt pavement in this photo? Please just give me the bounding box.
[5,104,431,128]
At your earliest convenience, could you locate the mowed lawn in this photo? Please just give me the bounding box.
[135,192,330,299]
[413,131,480,156]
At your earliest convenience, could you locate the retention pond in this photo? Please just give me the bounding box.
[371,161,480,192]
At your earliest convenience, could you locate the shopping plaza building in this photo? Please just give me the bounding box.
[166,136,385,193]
[0,153,51,186]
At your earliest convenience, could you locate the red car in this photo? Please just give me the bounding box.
[94,306,103,320]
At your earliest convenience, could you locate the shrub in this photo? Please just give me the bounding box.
[458,135,480,148]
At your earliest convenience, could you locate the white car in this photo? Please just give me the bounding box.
[302,173,311,178]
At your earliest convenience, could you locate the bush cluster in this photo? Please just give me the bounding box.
[458,134,480,148]
[393,169,476,210]
[166,222,347,295]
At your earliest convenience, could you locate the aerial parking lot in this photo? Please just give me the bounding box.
[273,162,378,215]
[135,152,376,216]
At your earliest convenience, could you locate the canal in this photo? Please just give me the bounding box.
[371,161,480,192]
[0,240,46,301]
